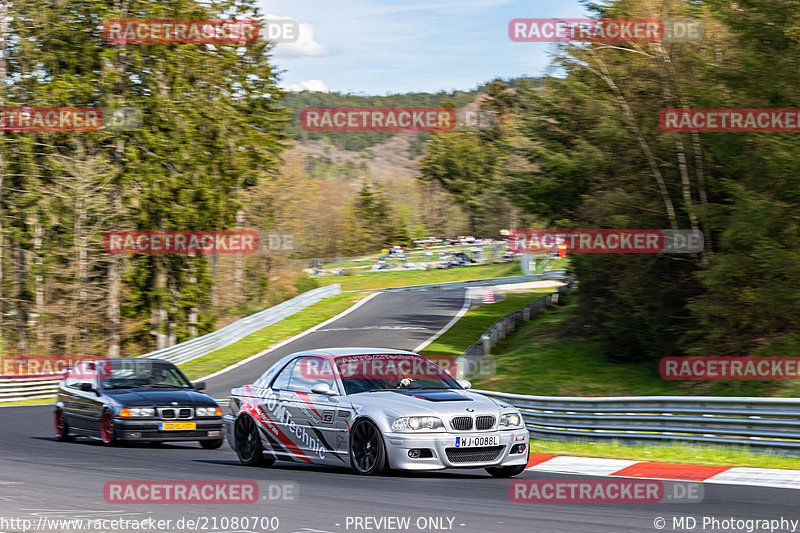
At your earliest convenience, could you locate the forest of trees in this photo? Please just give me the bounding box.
[9,0,795,367]
[0,0,292,358]
[421,0,800,363]
[0,0,499,359]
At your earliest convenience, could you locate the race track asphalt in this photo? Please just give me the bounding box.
[1,289,797,533]
[204,289,468,399]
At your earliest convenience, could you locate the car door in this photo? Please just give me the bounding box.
[84,361,109,431]
[284,356,348,466]
[67,362,100,431]
[257,358,301,462]
[78,362,105,433]
[60,365,83,428]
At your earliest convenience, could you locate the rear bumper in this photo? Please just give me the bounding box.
[114,418,224,442]
[384,429,529,470]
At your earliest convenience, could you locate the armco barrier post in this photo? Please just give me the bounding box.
[482,334,491,356]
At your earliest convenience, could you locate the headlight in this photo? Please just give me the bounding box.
[391,416,444,432]
[120,407,156,417]
[499,412,522,428]
[196,407,222,417]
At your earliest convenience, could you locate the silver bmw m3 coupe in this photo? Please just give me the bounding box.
[224,348,529,476]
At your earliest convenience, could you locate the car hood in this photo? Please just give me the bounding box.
[103,388,216,407]
[350,389,502,417]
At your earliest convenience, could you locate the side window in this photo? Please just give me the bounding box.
[67,362,98,390]
[287,357,337,394]
[65,364,83,389]
[270,359,296,390]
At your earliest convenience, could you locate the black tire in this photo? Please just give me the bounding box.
[100,410,117,446]
[485,464,527,478]
[349,419,388,475]
[234,415,274,467]
[200,438,224,449]
[54,408,76,442]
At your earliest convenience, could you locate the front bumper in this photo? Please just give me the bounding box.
[114,418,224,442]
[384,428,529,470]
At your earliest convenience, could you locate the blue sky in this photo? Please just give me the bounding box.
[258,0,588,95]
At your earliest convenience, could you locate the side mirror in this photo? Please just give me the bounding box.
[311,382,337,396]
[79,382,95,393]
[456,379,472,390]
[193,381,207,391]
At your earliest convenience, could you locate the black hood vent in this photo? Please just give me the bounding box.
[390,390,472,402]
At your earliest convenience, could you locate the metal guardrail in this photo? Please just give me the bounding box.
[0,378,62,403]
[0,285,341,402]
[474,389,800,450]
[9,272,799,453]
[136,284,341,365]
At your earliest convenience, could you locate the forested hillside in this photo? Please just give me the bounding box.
[421,0,800,362]
[0,1,531,359]
[0,0,291,358]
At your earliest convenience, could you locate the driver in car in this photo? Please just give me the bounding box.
[151,367,171,386]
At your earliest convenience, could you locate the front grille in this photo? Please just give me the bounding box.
[445,446,504,463]
[450,416,473,431]
[158,407,193,419]
[475,415,495,430]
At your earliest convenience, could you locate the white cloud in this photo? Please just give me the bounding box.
[284,79,330,92]
[266,14,329,57]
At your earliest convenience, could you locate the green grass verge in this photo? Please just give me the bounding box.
[470,300,681,396]
[319,262,523,291]
[530,439,800,470]
[421,289,556,358]
[471,298,800,397]
[179,293,366,380]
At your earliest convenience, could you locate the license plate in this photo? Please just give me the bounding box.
[455,435,498,448]
[158,422,196,431]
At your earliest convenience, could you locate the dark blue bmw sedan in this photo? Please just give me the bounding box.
[55,359,223,447]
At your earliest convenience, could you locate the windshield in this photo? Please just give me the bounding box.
[334,354,460,395]
[98,360,193,390]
